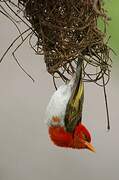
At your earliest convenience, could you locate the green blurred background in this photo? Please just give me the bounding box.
[104,0,119,54]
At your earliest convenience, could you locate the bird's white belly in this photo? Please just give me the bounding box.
[45,84,72,127]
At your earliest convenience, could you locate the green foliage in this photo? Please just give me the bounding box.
[104,0,119,53]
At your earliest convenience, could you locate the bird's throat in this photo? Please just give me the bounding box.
[48,126,73,148]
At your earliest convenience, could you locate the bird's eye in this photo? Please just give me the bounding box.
[82,133,88,141]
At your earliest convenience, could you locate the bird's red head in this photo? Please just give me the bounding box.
[73,123,95,152]
[48,119,95,152]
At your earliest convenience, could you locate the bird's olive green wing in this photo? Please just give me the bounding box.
[64,61,84,132]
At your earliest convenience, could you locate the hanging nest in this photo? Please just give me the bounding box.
[0,0,113,129]
[0,0,112,85]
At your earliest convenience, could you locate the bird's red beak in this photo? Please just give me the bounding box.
[83,140,96,152]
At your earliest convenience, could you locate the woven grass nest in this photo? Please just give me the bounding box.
[1,0,112,85]
[0,0,112,129]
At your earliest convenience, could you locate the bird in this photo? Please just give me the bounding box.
[46,60,95,152]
